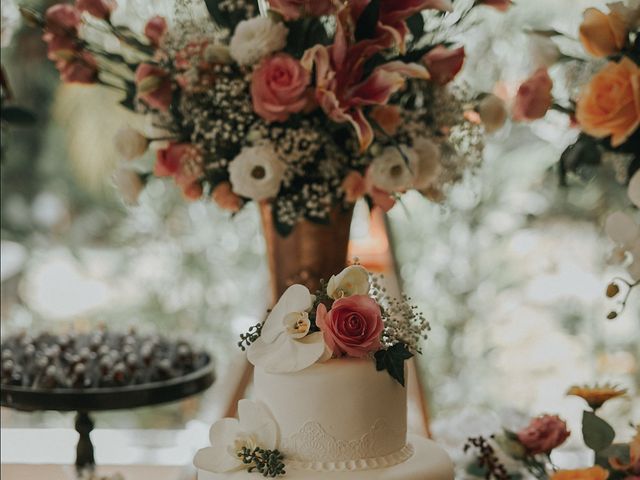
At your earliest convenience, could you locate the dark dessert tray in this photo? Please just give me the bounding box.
[1,360,215,412]
[0,361,215,475]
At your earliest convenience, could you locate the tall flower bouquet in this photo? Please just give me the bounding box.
[21,0,493,236]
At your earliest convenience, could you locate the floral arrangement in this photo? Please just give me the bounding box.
[19,0,503,235]
[509,4,639,317]
[464,384,637,480]
[197,264,428,477]
[511,3,639,178]
[240,264,429,386]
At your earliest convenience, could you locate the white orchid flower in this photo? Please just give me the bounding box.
[247,284,328,373]
[194,399,278,473]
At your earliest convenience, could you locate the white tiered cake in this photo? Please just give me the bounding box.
[194,266,454,479]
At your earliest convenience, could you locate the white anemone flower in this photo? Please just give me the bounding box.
[229,17,288,66]
[247,284,329,373]
[327,265,370,299]
[369,145,417,192]
[228,144,286,201]
[194,399,278,473]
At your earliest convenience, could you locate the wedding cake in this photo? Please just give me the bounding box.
[194,266,454,479]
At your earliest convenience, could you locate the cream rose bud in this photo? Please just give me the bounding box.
[228,144,286,200]
[411,138,442,189]
[112,167,143,205]
[229,17,288,66]
[369,146,417,193]
[113,127,149,160]
[478,94,508,133]
[327,265,370,299]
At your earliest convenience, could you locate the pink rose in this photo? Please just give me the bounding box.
[57,52,98,84]
[517,415,570,455]
[512,68,553,121]
[251,54,311,123]
[269,0,335,20]
[423,45,465,85]
[135,63,173,111]
[45,4,81,37]
[476,0,512,11]
[144,16,167,47]
[76,0,116,20]
[316,295,384,358]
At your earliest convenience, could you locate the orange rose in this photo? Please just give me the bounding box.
[579,7,627,58]
[576,57,640,147]
[551,466,609,480]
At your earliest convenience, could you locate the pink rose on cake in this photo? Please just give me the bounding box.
[316,295,383,358]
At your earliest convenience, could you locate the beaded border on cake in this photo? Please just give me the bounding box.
[287,443,415,472]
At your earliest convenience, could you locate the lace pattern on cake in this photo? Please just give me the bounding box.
[281,419,413,471]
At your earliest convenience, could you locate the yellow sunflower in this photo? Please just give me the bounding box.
[567,384,627,410]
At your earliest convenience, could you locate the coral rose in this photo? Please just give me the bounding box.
[44,33,79,61]
[269,0,335,20]
[45,4,81,37]
[576,57,640,147]
[155,143,203,191]
[251,53,311,122]
[579,8,627,58]
[512,68,553,121]
[76,0,116,20]
[550,466,609,480]
[135,63,173,111]
[370,105,402,135]
[517,414,570,455]
[316,295,383,358]
[144,16,167,47]
[341,171,367,203]
[423,45,465,85]
[212,182,242,213]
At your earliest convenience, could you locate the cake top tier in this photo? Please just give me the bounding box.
[239,264,430,386]
[195,265,431,477]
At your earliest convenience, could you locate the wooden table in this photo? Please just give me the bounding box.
[0,464,192,480]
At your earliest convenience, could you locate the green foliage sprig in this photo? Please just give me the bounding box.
[237,446,286,478]
[237,322,263,351]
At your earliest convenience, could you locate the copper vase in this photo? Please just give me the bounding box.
[260,203,354,303]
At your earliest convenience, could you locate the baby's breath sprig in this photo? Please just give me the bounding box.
[237,446,286,477]
[237,322,263,351]
[463,435,511,480]
[371,274,430,355]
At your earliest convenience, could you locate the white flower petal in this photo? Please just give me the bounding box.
[237,400,278,449]
[229,17,288,66]
[194,418,243,473]
[248,331,326,373]
[629,171,640,208]
[370,146,416,192]
[261,284,312,343]
[627,259,640,281]
[605,211,640,246]
[228,144,286,201]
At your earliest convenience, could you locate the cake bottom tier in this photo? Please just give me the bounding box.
[197,435,454,480]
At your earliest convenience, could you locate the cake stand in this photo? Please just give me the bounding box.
[1,361,215,473]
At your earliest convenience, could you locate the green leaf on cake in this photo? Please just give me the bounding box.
[582,410,615,452]
[374,343,413,386]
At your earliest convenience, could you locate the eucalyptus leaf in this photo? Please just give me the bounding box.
[582,410,615,452]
